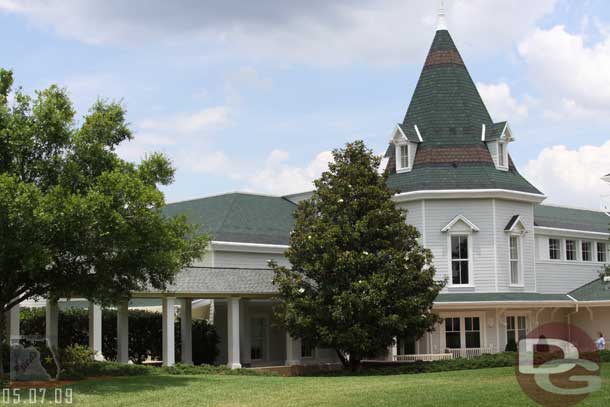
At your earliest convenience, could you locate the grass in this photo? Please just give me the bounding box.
[52,364,610,406]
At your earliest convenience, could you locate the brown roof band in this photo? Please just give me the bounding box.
[414,145,494,166]
[424,50,464,68]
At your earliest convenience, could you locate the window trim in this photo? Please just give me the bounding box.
[395,141,412,173]
[548,238,561,261]
[565,239,578,261]
[447,232,474,287]
[581,240,593,262]
[597,242,608,263]
[496,141,509,171]
[440,312,487,351]
[508,233,524,287]
[504,312,529,347]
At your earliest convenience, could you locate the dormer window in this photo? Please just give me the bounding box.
[398,143,410,171]
[391,124,417,173]
[498,142,508,169]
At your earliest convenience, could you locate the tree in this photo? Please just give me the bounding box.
[0,69,208,363]
[270,140,445,371]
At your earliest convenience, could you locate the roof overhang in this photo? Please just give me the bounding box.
[433,300,574,310]
[210,241,288,254]
[533,226,609,239]
[393,189,546,204]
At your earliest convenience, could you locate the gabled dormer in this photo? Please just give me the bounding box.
[483,122,514,171]
[391,123,421,173]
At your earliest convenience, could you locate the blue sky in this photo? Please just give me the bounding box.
[1,0,609,209]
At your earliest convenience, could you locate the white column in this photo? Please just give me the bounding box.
[390,338,398,361]
[227,297,241,369]
[180,299,193,365]
[285,333,301,366]
[7,304,20,343]
[162,297,176,367]
[88,302,104,361]
[117,301,129,363]
[240,299,251,367]
[45,299,59,350]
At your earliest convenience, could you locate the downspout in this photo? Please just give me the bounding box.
[566,295,579,342]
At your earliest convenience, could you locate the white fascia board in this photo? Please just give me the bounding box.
[505,216,528,233]
[390,124,408,144]
[210,240,289,254]
[481,124,486,142]
[433,300,574,310]
[533,226,610,238]
[414,124,423,142]
[393,189,547,204]
[500,122,514,141]
[441,214,480,232]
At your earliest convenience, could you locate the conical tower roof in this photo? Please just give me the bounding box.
[385,23,542,197]
[402,29,492,146]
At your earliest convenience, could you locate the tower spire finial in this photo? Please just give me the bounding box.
[437,0,447,31]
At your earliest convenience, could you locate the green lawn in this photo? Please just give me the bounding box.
[64,365,610,406]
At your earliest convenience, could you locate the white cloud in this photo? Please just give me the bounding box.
[518,25,610,118]
[476,82,529,122]
[116,106,229,163]
[246,150,333,195]
[522,141,610,209]
[0,0,556,66]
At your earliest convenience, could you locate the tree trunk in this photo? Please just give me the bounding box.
[349,358,362,372]
[0,310,5,378]
[335,349,348,369]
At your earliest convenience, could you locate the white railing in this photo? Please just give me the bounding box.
[449,346,495,359]
[395,353,453,362]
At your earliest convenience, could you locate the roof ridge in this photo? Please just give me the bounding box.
[185,266,273,271]
[216,193,239,232]
[166,190,284,205]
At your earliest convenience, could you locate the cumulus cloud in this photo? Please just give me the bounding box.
[0,0,556,66]
[246,150,333,195]
[476,82,529,122]
[116,106,229,163]
[518,25,610,118]
[522,141,610,209]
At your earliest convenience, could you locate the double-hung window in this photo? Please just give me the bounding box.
[464,317,481,348]
[509,236,520,285]
[549,238,560,260]
[566,240,577,261]
[598,243,608,263]
[451,235,470,285]
[506,316,527,345]
[400,144,409,169]
[582,241,592,262]
[445,317,461,349]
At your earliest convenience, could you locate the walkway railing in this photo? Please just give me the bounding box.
[394,346,495,362]
[449,346,495,359]
[394,353,453,362]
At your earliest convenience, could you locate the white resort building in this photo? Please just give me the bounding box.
[7,8,610,369]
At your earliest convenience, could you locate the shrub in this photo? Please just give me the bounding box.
[19,307,219,364]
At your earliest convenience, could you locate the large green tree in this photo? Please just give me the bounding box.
[0,69,207,345]
[271,141,445,370]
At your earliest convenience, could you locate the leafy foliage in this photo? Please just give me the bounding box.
[0,68,207,323]
[271,141,445,370]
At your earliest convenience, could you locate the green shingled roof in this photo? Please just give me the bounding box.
[387,163,541,194]
[569,278,610,301]
[384,29,542,196]
[163,193,296,245]
[435,292,570,303]
[534,205,610,234]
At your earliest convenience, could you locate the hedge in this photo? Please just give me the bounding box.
[17,307,219,365]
